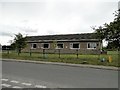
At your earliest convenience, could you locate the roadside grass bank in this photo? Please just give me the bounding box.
[2,51,119,67]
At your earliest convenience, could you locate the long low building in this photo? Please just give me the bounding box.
[23,33,102,54]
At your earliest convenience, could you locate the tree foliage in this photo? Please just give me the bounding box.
[11,33,27,54]
[93,10,120,50]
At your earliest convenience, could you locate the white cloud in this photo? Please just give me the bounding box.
[0,0,119,2]
[0,0,119,45]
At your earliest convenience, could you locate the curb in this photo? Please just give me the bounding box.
[1,58,119,71]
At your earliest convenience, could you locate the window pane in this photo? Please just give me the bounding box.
[91,43,96,48]
[43,44,49,48]
[88,43,96,49]
[57,44,63,48]
[31,44,37,48]
[33,44,37,48]
[88,43,90,48]
[73,43,79,48]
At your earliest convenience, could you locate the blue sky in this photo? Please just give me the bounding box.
[0,0,119,45]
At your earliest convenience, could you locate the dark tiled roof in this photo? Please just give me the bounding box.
[27,33,97,41]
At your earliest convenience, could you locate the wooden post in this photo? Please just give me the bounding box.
[30,48,32,56]
[98,49,101,60]
[58,49,60,58]
[43,49,45,58]
[76,49,78,59]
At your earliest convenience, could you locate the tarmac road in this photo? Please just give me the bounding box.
[1,60,118,88]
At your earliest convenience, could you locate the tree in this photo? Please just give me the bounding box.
[12,33,27,55]
[93,10,120,50]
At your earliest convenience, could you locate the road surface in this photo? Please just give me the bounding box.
[1,60,118,88]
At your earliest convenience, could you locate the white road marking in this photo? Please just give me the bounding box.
[1,78,46,88]
[35,85,47,88]
[21,82,32,86]
[1,83,11,87]
[1,79,8,81]
[12,86,22,88]
[10,80,19,83]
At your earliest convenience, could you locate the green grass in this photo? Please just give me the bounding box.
[2,51,119,67]
[107,51,119,55]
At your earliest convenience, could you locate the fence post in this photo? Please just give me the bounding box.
[76,49,78,59]
[58,49,61,58]
[98,49,101,60]
[30,48,32,56]
[43,49,45,58]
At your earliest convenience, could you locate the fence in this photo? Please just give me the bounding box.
[2,50,119,67]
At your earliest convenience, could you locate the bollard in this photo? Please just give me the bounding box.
[108,56,112,63]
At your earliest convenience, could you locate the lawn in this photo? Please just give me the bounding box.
[1,50,119,67]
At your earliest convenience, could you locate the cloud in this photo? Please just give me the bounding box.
[0,23,38,37]
[0,31,12,37]
[16,26,38,33]
[0,0,119,3]
[0,0,118,45]
[47,30,58,35]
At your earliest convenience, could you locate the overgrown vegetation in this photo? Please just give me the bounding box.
[2,51,119,67]
[92,10,120,50]
[11,33,27,55]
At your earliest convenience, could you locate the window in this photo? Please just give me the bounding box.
[42,43,50,49]
[70,43,80,49]
[87,43,96,49]
[56,43,64,49]
[31,43,37,49]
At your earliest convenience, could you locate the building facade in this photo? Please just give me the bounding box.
[23,33,102,54]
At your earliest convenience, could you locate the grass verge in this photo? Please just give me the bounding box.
[1,51,119,67]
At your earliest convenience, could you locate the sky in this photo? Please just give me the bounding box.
[0,0,119,45]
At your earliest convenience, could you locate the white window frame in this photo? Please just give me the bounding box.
[55,43,64,49]
[31,43,37,49]
[42,43,50,49]
[70,43,80,49]
[87,42,97,49]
